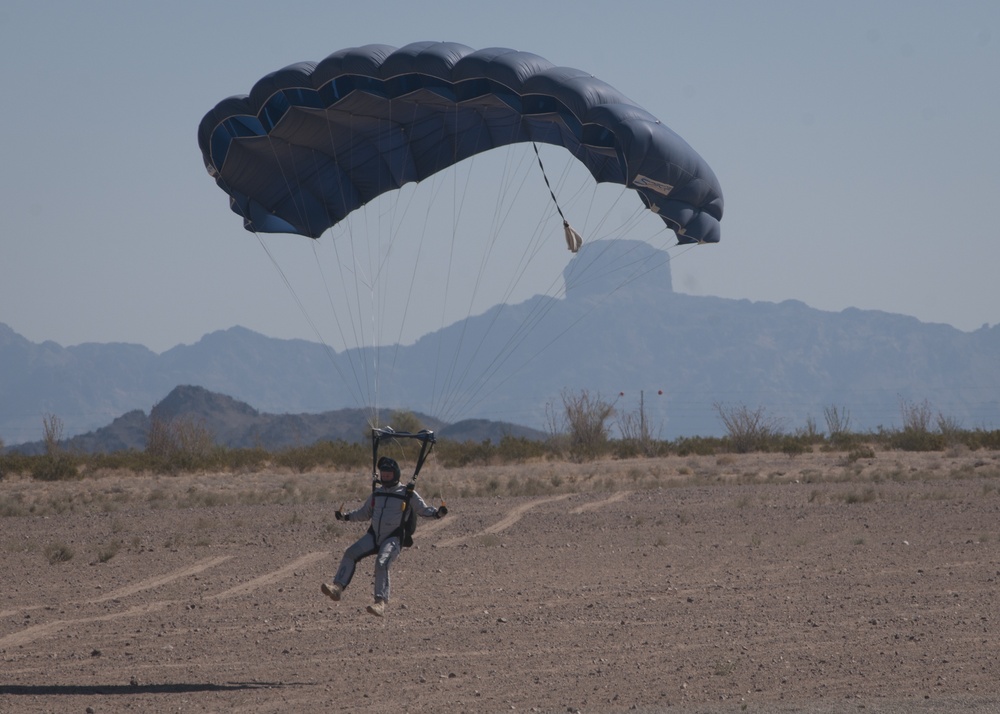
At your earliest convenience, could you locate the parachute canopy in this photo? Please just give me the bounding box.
[197,41,723,244]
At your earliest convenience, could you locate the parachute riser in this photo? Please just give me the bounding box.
[371,427,437,487]
[532,143,583,253]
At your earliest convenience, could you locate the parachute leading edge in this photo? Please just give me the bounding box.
[197,42,723,245]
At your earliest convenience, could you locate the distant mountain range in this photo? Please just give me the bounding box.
[3,240,998,448]
[6,385,546,455]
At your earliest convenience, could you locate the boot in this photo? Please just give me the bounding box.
[366,598,386,617]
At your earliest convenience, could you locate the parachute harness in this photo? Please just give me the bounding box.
[532,143,583,253]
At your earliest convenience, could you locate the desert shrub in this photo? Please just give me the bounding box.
[223,446,270,472]
[266,433,373,477]
[823,405,852,441]
[435,439,494,468]
[613,438,671,459]
[0,451,33,478]
[28,413,78,480]
[889,429,945,452]
[875,398,943,452]
[97,541,121,563]
[31,454,79,481]
[84,450,141,471]
[824,431,864,451]
[327,441,368,470]
[843,488,877,504]
[780,435,810,456]
[0,492,28,517]
[673,436,720,456]
[714,402,786,454]
[936,412,965,446]
[560,389,616,462]
[846,445,877,462]
[508,473,557,497]
[798,415,817,441]
[45,542,75,564]
[146,416,217,474]
[899,398,933,433]
[963,429,1000,450]
[0,451,20,480]
[613,438,644,459]
[274,446,319,474]
[496,435,546,463]
[543,432,570,459]
[42,413,64,455]
[274,440,366,473]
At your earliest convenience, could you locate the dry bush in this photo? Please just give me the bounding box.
[900,398,933,433]
[714,402,785,453]
[823,405,853,446]
[45,542,74,564]
[560,389,616,462]
[146,416,216,473]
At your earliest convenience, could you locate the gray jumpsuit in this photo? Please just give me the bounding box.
[333,483,439,602]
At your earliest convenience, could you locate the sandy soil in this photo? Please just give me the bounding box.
[2,448,1000,713]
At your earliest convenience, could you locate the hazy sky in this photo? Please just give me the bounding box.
[2,0,998,355]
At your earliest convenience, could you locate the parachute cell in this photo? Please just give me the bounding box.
[197,42,723,244]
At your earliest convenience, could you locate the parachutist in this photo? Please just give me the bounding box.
[322,456,446,617]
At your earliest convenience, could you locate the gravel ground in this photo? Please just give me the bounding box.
[2,450,1000,713]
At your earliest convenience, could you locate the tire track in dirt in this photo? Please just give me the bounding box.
[207,551,326,600]
[414,515,455,538]
[569,490,631,514]
[435,494,572,548]
[88,555,231,604]
[0,557,230,624]
[0,553,325,650]
[0,601,171,650]
[0,605,45,620]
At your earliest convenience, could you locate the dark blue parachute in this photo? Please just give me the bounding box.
[198,42,723,244]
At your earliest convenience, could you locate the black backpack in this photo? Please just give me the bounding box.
[400,485,417,548]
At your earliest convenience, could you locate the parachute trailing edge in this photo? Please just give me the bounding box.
[197,41,723,244]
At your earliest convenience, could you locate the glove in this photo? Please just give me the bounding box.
[335,510,345,521]
[436,505,448,519]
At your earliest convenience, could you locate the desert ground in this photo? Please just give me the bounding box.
[2,447,1000,713]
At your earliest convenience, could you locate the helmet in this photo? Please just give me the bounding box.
[377,456,401,486]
